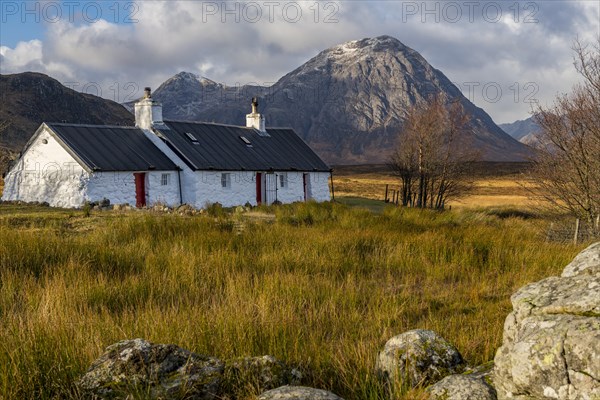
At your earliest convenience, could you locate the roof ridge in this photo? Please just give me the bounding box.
[45,122,138,129]
[164,120,252,129]
[164,120,296,131]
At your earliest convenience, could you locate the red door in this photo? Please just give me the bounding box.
[256,173,262,204]
[303,173,308,201]
[134,173,146,208]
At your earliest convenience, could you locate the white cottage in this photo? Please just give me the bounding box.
[1,89,331,208]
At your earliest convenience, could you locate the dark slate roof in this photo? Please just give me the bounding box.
[154,121,330,172]
[45,123,179,172]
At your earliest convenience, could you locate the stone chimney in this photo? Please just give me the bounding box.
[135,87,163,130]
[246,97,265,132]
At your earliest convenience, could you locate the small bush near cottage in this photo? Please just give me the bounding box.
[0,201,584,399]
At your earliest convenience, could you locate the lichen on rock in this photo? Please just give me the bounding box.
[77,338,224,399]
[376,329,465,390]
[258,385,344,400]
[493,242,600,400]
[428,374,497,400]
[562,242,600,277]
[222,355,302,397]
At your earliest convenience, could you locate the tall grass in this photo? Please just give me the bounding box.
[0,202,583,399]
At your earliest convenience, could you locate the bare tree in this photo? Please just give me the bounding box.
[529,38,600,227]
[390,95,477,209]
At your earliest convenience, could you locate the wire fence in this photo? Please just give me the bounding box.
[546,217,600,244]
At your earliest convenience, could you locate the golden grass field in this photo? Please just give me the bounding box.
[332,163,537,209]
[0,164,590,400]
[0,201,583,400]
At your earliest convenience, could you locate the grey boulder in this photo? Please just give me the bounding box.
[428,374,497,400]
[562,242,600,277]
[224,355,302,395]
[376,329,465,389]
[77,338,224,399]
[258,385,344,400]
[494,243,600,400]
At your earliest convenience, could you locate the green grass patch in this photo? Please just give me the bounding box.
[336,196,388,213]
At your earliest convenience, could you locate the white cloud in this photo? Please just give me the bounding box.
[0,39,43,70]
[0,0,598,122]
[0,39,75,79]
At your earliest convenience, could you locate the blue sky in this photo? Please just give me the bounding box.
[1,0,599,123]
[1,1,140,46]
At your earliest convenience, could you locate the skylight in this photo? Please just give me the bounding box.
[240,136,253,147]
[185,132,198,142]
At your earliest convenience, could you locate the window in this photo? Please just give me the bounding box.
[185,132,199,142]
[161,173,171,186]
[221,173,231,189]
[279,173,287,188]
[240,136,252,146]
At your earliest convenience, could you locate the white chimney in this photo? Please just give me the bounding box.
[246,97,266,132]
[135,87,163,130]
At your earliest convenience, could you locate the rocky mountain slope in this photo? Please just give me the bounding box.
[140,36,532,164]
[499,116,541,146]
[0,72,134,156]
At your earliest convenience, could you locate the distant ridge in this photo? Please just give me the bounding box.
[0,72,134,156]
[499,116,542,146]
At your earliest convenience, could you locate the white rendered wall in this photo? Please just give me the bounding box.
[86,171,180,207]
[267,172,331,203]
[274,172,305,203]
[193,170,331,208]
[1,128,90,208]
[307,172,331,202]
[195,171,257,208]
[86,172,136,205]
[147,171,181,206]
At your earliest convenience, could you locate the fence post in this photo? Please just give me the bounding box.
[546,222,554,242]
[384,184,389,203]
[329,171,336,202]
[574,218,580,245]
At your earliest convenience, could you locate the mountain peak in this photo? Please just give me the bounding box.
[290,35,422,76]
[357,35,405,48]
[148,36,533,163]
[168,72,219,87]
[278,34,428,90]
[328,35,409,55]
[174,71,198,80]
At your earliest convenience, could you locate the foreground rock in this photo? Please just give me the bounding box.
[224,355,302,395]
[494,243,600,399]
[562,242,600,277]
[258,386,344,400]
[78,338,224,399]
[428,374,497,400]
[376,329,465,389]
